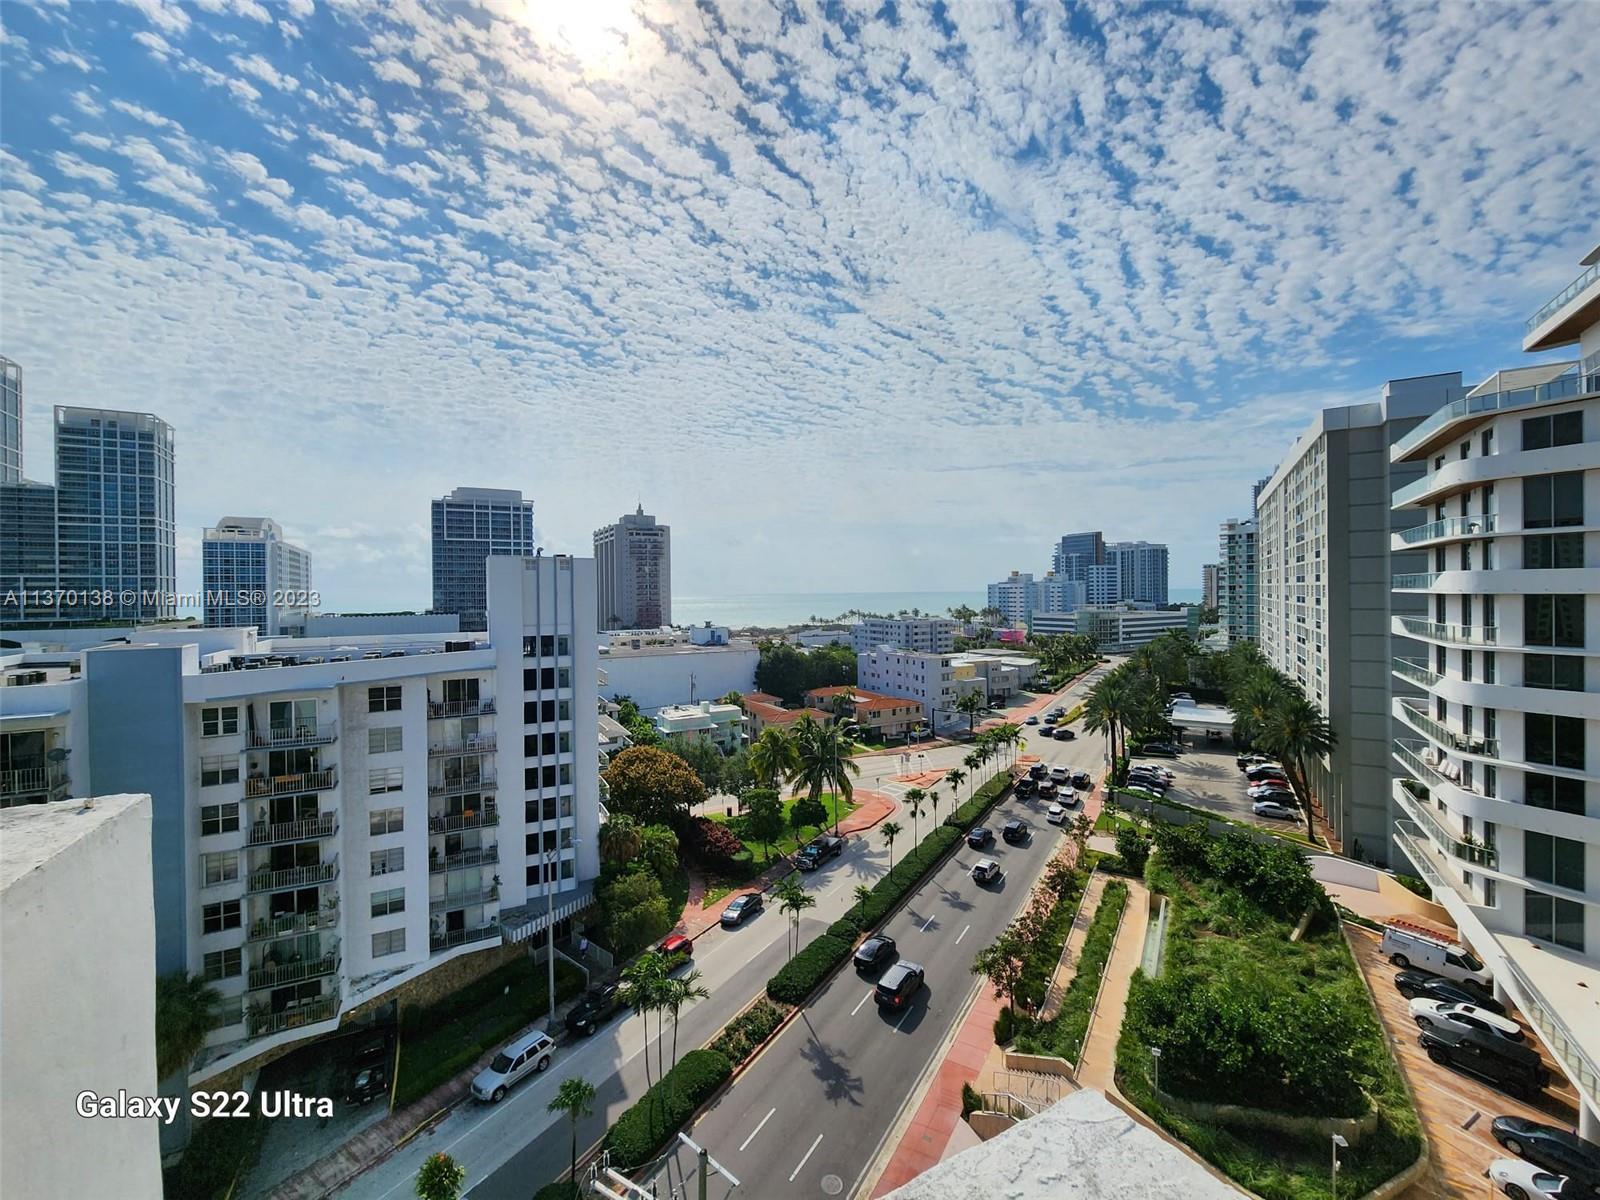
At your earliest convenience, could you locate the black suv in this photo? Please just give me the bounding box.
[1419,1024,1548,1100]
[1001,818,1028,845]
[967,826,994,849]
[875,960,925,1010]
[1028,763,1048,780]
[565,984,624,1036]
[1393,969,1501,1011]
[854,934,897,971]
[1071,771,1092,790]
[1014,777,1035,796]
[796,835,844,871]
[1491,1116,1600,1196]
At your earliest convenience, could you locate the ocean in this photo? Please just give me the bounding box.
[674,588,1203,629]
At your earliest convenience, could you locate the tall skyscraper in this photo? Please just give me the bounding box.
[593,505,671,630]
[1218,517,1257,644]
[1106,540,1169,605]
[1251,474,1272,518]
[53,406,176,624]
[1051,530,1104,579]
[431,487,536,632]
[0,480,59,625]
[203,517,314,635]
[1,356,20,483]
[1201,563,1220,611]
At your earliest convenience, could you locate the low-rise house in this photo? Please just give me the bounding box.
[653,700,743,751]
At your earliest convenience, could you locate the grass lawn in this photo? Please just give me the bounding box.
[699,793,860,904]
[1094,811,1137,834]
[1112,788,1323,848]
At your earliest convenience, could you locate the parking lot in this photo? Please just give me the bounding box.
[1128,739,1305,834]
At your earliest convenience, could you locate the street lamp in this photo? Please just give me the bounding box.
[1331,1133,1348,1200]
[1150,1045,1162,1095]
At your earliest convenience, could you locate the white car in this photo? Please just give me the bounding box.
[1128,762,1175,781]
[1487,1157,1568,1200]
[1251,799,1299,820]
[1409,999,1525,1043]
[1046,803,1067,825]
[1248,782,1295,799]
[971,858,1002,885]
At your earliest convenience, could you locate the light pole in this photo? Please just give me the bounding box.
[1331,1133,1348,1200]
[1150,1046,1162,1095]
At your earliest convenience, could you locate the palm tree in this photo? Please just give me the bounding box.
[416,1151,466,1200]
[927,788,942,828]
[548,1076,597,1192]
[788,714,861,835]
[881,820,903,869]
[945,767,967,804]
[774,874,816,959]
[904,788,926,844]
[620,952,666,1098]
[954,691,987,734]
[663,969,711,1076]
[598,814,643,867]
[963,752,982,790]
[156,970,222,1079]
[1261,692,1336,842]
[749,726,800,793]
[852,883,874,908]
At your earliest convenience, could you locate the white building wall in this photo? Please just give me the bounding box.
[597,645,758,710]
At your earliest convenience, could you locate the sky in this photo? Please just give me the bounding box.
[2,0,1597,612]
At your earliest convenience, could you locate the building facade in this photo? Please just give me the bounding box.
[1386,249,1600,1139]
[593,506,671,631]
[850,616,958,654]
[986,572,1082,626]
[1106,541,1169,606]
[1201,563,1220,611]
[430,487,536,632]
[1050,530,1104,580]
[653,701,743,751]
[1085,563,1121,606]
[856,648,958,722]
[596,640,758,710]
[0,480,59,625]
[1218,517,1258,644]
[203,517,314,636]
[1071,605,1194,651]
[1,356,20,483]
[804,687,923,740]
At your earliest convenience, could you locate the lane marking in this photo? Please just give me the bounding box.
[895,1003,916,1031]
[920,912,936,932]
[851,988,874,1016]
[955,923,971,945]
[738,1107,776,1152]
[789,1133,824,1181]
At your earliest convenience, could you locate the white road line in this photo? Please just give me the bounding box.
[920,912,936,932]
[955,923,971,945]
[789,1133,824,1182]
[895,1003,916,1031]
[739,1107,776,1152]
[851,988,874,1016]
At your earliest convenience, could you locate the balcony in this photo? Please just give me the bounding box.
[246,768,337,799]
[1396,513,1498,547]
[429,734,497,757]
[1395,616,1496,646]
[1525,259,1600,351]
[1392,572,1441,591]
[1391,362,1600,464]
[1393,737,1448,791]
[1391,657,1442,689]
[1397,699,1501,759]
[0,763,69,804]
[246,723,337,750]
[429,846,499,874]
[247,993,339,1038]
[429,803,498,834]
[431,923,501,952]
[428,776,497,800]
[246,858,339,894]
[1392,779,1498,870]
[246,813,338,846]
[248,951,340,992]
[428,698,496,719]
[430,884,499,913]
[247,907,339,943]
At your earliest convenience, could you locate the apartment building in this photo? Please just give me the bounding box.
[1085,563,1121,606]
[1387,247,1599,1140]
[203,517,313,636]
[593,506,672,630]
[1050,530,1104,579]
[1201,563,1220,610]
[986,572,1083,626]
[431,487,536,632]
[1,355,19,483]
[805,686,924,740]
[1071,605,1194,651]
[653,700,743,751]
[1106,541,1169,605]
[1255,374,1460,861]
[740,695,833,739]
[850,616,957,655]
[1218,517,1258,644]
[856,648,957,723]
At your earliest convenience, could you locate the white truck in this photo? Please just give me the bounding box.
[1380,921,1493,989]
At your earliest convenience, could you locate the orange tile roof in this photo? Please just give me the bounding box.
[804,685,863,699]
[744,692,783,705]
[854,694,919,712]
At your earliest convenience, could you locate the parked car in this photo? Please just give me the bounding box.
[1029,763,1048,780]
[1036,779,1058,798]
[1050,765,1070,782]
[565,984,624,1036]
[971,858,1002,885]
[1487,1157,1570,1200]
[471,1030,554,1102]
[1418,1024,1548,1100]
[1236,751,1271,769]
[1128,762,1175,781]
[854,933,898,971]
[875,961,925,1010]
[1491,1117,1600,1196]
[1127,776,1170,795]
[1046,803,1067,825]
[1251,799,1299,820]
[720,892,764,926]
[1248,781,1295,799]
[1393,969,1505,1012]
[658,933,692,960]
[1137,742,1182,757]
[1071,770,1092,790]
[1025,715,1039,725]
[1381,923,1492,987]
[967,825,995,849]
[1002,818,1028,845]
[1014,777,1036,796]
[1409,998,1523,1041]
[345,1063,388,1105]
[796,835,845,871]
[1245,764,1289,783]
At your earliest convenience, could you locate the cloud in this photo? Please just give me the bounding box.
[230,52,298,92]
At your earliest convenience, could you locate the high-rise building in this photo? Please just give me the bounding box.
[1,356,20,483]
[1201,563,1220,611]
[1255,373,1461,861]
[1387,245,1599,1141]
[593,505,671,630]
[1218,517,1257,644]
[203,517,314,635]
[850,616,958,655]
[431,487,536,632]
[986,571,1037,625]
[0,480,59,626]
[1251,474,1272,519]
[53,406,176,624]
[1085,562,1120,606]
[1051,530,1104,580]
[1106,541,1169,605]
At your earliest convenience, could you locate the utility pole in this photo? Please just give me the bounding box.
[677,1132,739,1200]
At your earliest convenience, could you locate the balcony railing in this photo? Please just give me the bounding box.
[245,858,339,894]
[247,993,339,1038]
[246,813,338,846]
[429,803,498,834]
[430,884,499,913]
[247,908,339,943]
[245,768,337,798]
[1499,956,1600,1113]
[246,723,337,749]
[1527,260,1600,334]
[1398,700,1500,758]
[430,923,501,952]
[1393,738,1447,791]
[1397,514,1499,545]
[1392,363,1600,470]
[0,763,69,801]
[1395,616,1496,646]
[428,775,497,800]
[1392,572,1441,590]
[428,698,496,719]
[1391,657,1442,689]
[1392,780,1498,870]
[429,735,497,757]
[429,846,499,874]
[248,951,340,992]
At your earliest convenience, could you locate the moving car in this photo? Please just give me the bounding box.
[1002,818,1028,845]
[720,891,764,926]
[854,933,898,971]
[1410,999,1524,1042]
[967,825,995,849]
[971,858,1002,885]
[1071,770,1092,790]
[345,1063,387,1105]
[1051,707,1066,717]
[472,1030,554,1102]
[1025,715,1039,725]
[658,933,692,960]
[1486,1157,1569,1200]
[1491,1117,1600,1195]
[875,960,925,1010]
[1046,803,1067,825]
[565,984,624,1036]
[1251,799,1298,820]
[796,835,844,870]
[1418,1024,1548,1100]
[1381,922,1492,987]
[1056,727,1077,740]
[1393,969,1505,1013]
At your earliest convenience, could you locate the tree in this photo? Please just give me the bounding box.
[788,714,860,834]
[637,824,680,880]
[748,726,800,792]
[773,874,815,958]
[949,604,978,624]
[742,789,785,863]
[620,952,668,1099]
[613,696,663,747]
[789,793,829,843]
[156,971,221,1080]
[601,871,670,956]
[881,820,903,869]
[944,767,967,803]
[971,927,1027,1012]
[954,691,988,734]
[669,737,726,792]
[1261,692,1337,842]
[416,1152,466,1200]
[927,788,942,828]
[603,745,707,827]
[662,969,711,1080]
[852,883,874,907]
[718,690,744,706]
[719,747,755,796]
[598,814,644,868]
[903,788,926,844]
[548,1076,597,1192]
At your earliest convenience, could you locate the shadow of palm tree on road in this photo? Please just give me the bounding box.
[799,1014,866,1107]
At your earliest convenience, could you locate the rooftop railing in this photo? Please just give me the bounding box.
[1392,362,1600,469]
[1526,260,1600,334]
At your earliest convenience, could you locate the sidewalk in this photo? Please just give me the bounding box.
[1075,878,1148,1091]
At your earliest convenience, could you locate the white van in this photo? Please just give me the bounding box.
[471,1029,555,1102]
[1381,922,1492,989]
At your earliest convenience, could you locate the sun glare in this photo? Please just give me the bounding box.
[520,0,642,77]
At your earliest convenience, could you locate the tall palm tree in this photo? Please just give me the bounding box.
[663,969,711,1076]
[927,788,942,828]
[548,1076,597,1191]
[749,726,800,793]
[954,691,987,734]
[620,953,666,1098]
[852,883,874,908]
[945,767,967,803]
[788,714,860,835]
[963,751,982,784]
[1261,693,1337,842]
[904,787,926,844]
[881,820,903,869]
[156,970,222,1080]
[774,874,816,958]
[598,815,643,867]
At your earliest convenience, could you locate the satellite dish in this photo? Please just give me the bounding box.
[46,748,70,764]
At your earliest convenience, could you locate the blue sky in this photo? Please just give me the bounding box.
[3,0,1596,611]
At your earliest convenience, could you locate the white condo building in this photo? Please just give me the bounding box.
[850,616,958,655]
[1218,517,1258,644]
[593,506,671,631]
[203,517,313,636]
[856,648,957,723]
[985,572,1083,627]
[1105,541,1169,606]
[1387,247,1600,1139]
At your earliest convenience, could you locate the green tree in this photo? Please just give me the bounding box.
[718,690,744,706]
[602,871,670,956]
[1261,691,1337,842]
[637,824,680,880]
[620,952,668,1098]
[662,968,711,1077]
[602,745,707,827]
[927,788,942,828]
[789,793,829,843]
[748,726,800,792]
[669,737,726,792]
[774,875,816,959]
[903,788,926,844]
[944,767,967,802]
[971,927,1027,1012]
[613,696,662,747]
[881,820,903,869]
[548,1077,597,1193]
[598,814,643,868]
[954,690,988,734]
[719,747,755,795]
[852,883,874,907]
[742,789,785,863]
[949,604,978,624]
[156,971,221,1080]
[415,1151,466,1200]
[788,714,860,834]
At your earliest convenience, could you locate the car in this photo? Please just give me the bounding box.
[796,835,844,871]
[1049,765,1070,782]
[1014,777,1036,796]
[1041,713,1057,725]
[565,983,624,1035]
[720,892,764,926]
[1128,762,1175,781]
[1050,707,1066,717]
[1071,770,1092,790]
[1393,969,1504,1012]
[1137,742,1181,757]
[1127,775,1170,794]
[1056,728,1076,740]
[1382,923,1492,987]
[1046,804,1067,825]
[1410,998,1525,1042]
[854,933,898,971]
[967,825,994,849]
[658,933,692,959]
[1248,784,1295,801]
[1237,752,1274,770]
[1002,818,1028,845]
[875,960,925,1010]
[1418,1024,1548,1100]
[1037,726,1057,739]
[1486,1157,1570,1200]
[345,1063,388,1104]
[1246,764,1289,783]
[1491,1117,1600,1195]
[1028,763,1048,780]
[1036,779,1058,798]
[1251,799,1299,820]
[1171,692,1192,702]
[471,1030,554,1102]
[1025,715,1039,725]
[971,858,1002,884]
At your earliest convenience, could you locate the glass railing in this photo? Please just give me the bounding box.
[1398,514,1498,545]
[1392,362,1600,466]
[1397,702,1502,760]
[1499,956,1600,1111]
[1393,738,1447,790]
[1526,260,1600,334]
[1392,780,1498,868]
[1396,616,1496,646]
[1392,657,1442,689]
[1392,572,1441,590]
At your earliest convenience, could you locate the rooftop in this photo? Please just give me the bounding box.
[0,794,149,893]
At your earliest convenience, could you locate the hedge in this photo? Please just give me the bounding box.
[827,917,861,943]
[708,998,788,1065]
[1015,880,1127,1063]
[944,769,1012,831]
[603,1049,733,1170]
[766,935,854,1004]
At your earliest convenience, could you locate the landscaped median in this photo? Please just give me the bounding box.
[1014,879,1127,1064]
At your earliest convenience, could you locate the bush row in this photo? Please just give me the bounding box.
[766,934,855,1004]
[707,998,788,1065]
[943,769,1012,831]
[1016,880,1128,1063]
[603,1049,733,1171]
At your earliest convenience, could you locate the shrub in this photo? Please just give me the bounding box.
[992,1005,1015,1045]
[1015,881,1127,1064]
[766,934,853,1004]
[599,870,671,957]
[1114,825,1151,874]
[684,816,747,869]
[1150,822,1320,920]
[708,998,788,1065]
[827,916,861,943]
[603,1049,732,1170]
[945,770,1011,829]
[162,1111,266,1200]
[961,1082,985,1118]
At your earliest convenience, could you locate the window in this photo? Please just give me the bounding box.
[371,887,405,917]
[1525,653,1584,691]
[368,726,403,754]
[368,767,404,794]
[202,899,241,934]
[1523,472,1584,529]
[200,756,240,788]
[1484,651,1496,684]
[368,685,402,713]
[202,851,239,886]
[1524,595,1585,648]
[372,928,407,958]
[1524,533,1584,569]
[201,706,239,737]
[200,803,240,836]
[370,847,405,875]
[1525,832,1585,891]
[1481,428,1494,456]
[1525,891,1584,952]
[369,807,404,836]
[1525,713,1585,770]
[203,948,242,981]
[1522,411,1584,451]
[558,635,570,656]
[1526,772,1586,816]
